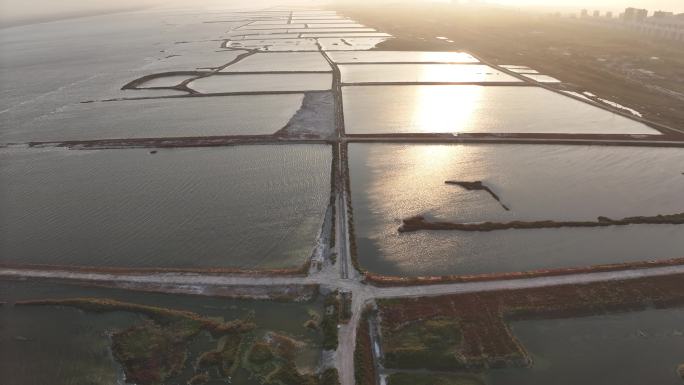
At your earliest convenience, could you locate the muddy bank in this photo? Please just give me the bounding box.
[275,91,335,139]
[26,135,330,150]
[398,212,684,233]
[377,273,684,371]
[1,273,320,301]
[0,260,314,276]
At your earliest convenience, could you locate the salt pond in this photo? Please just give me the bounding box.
[1,94,306,142]
[489,307,684,385]
[348,143,684,276]
[342,85,660,135]
[188,73,332,93]
[329,51,479,63]
[339,64,521,83]
[0,145,331,269]
[220,52,331,72]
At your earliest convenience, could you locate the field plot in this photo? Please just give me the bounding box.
[220,52,331,72]
[348,143,684,277]
[0,145,331,270]
[0,94,307,142]
[343,85,660,135]
[329,50,479,63]
[376,275,684,385]
[187,73,332,93]
[0,280,323,385]
[339,64,521,84]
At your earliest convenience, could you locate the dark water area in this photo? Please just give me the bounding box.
[0,145,331,270]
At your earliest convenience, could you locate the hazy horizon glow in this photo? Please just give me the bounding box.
[1,0,683,26]
[484,0,684,13]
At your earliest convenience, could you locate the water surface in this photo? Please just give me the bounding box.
[489,307,684,385]
[329,51,479,63]
[1,145,331,269]
[220,52,331,72]
[349,143,684,276]
[340,64,521,83]
[1,94,305,142]
[343,85,660,135]
[188,73,332,93]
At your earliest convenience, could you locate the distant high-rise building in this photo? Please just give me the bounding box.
[606,11,613,19]
[593,10,600,18]
[624,7,648,22]
[653,11,674,18]
[581,9,588,18]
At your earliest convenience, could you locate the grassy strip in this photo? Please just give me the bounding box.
[322,292,341,350]
[321,368,341,385]
[387,372,485,385]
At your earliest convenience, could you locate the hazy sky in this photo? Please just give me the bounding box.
[1,0,682,26]
[486,0,684,12]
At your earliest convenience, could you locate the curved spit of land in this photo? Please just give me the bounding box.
[445,180,509,211]
[398,212,684,233]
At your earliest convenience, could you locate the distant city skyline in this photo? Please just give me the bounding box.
[482,0,684,13]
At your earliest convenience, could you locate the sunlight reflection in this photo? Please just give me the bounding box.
[366,144,477,224]
[411,85,484,133]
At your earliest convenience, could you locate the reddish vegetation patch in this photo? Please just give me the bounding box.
[398,212,684,233]
[378,274,684,371]
[355,307,377,385]
[365,257,684,286]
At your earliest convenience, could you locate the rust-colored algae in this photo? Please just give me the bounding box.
[398,212,684,233]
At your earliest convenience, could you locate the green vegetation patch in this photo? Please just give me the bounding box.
[18,296,337,385]
[321,292,341,350]
[383,316,463,369]
[243,333,320,385]
[387,372,485,385]
[320,368,341,385]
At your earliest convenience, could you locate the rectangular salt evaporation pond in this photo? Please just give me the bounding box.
[0,145,331,270]
[489,307,684,385]
[188,73,331,93]
[348,143,684,277]
[305,23,367,28]
[226,38,319,51]
[342,85,660,135]
[339,64,521,83]
[301,32,393,38]
[329,51,479,63]
[318,37,391,51]
[238,23,307,29]
[522,74,561,83]
[220,52,331,72]
[0,94,306,143]
[0,280,323,385]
